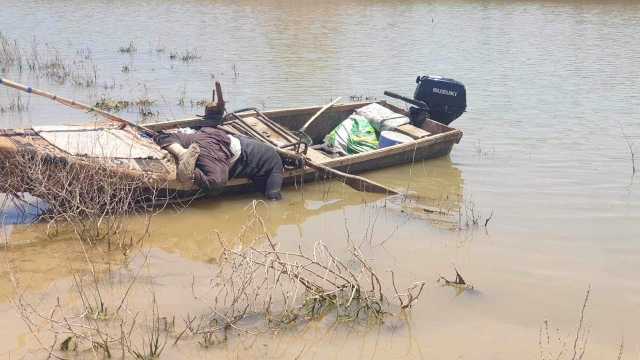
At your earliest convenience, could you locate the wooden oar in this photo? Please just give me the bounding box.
[299,97,342,133]
[300,157,400,195]
[0,78,155,136]
[269,147,399,195]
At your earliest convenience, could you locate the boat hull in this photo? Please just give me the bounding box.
[0,100,463,202]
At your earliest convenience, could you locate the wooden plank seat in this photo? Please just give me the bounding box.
[396,124,431,139]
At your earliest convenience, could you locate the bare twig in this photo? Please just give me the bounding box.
[570,285,591,360]
[618,121,636,176]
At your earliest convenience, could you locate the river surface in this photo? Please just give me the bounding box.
[1,0,640,359]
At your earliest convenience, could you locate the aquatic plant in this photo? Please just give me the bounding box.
[538,286,594,360]
[129,296,167,360]
[94,97,131,112]
[232,64,239,80]
[456,199,494,231]
[191,201,425,337]
[6,201,427,358]
[0,33,100,88]
[10,250,163,359]
[118,41,137,54]
[0,32,23,72]
[617,121,636,176]
[94,96,158,119]
[180,49,200,63]
[177,97,208,109]
[0,94,29,113]
[168,49,201,63]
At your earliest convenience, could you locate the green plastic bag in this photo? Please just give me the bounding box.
[324,115,379,154]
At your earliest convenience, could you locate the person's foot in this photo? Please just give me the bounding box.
[265,191,282,201]
[176,143,200,183]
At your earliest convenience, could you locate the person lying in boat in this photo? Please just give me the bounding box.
[154,127,284,200]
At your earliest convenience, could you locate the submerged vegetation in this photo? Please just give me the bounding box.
[118,41,137,54]
[0,33,205,122]
[169,49,201,63]
[618,121,637,177]
[6,201,427,358]
[176,96,208,109]
[94,95,157,119]
[457,199,494,230]
[0,94,29,113]
[538,287,595,360]
[213,203,425,322]
[0,32,98,88]
[176,87,208,109]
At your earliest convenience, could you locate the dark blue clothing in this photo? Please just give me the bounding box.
[231,136,284,200]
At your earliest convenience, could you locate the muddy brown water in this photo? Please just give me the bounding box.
[1,0,640,358]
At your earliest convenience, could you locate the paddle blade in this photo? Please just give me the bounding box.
[304,160,400,195]
[341,174,399,194]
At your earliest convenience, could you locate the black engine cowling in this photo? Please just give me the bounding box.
[413,75,466,125]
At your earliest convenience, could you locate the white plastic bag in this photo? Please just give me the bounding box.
[355,103,409,131]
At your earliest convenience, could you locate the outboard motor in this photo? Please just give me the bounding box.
[413,75,466,125]
[384,75,466,126]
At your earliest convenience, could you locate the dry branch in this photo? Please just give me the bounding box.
[0,148,171,247]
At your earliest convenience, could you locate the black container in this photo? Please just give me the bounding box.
[413,75,466,125]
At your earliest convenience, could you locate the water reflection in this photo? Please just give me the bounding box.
[0,157,463,298]
[0,194,43,226]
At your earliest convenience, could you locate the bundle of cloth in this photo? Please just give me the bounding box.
[323,103,410,155]
[155,127,284,200]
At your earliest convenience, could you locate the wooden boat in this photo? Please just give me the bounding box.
[0,100,463,205]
